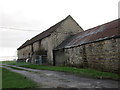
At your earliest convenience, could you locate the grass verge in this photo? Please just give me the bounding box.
[6,66,26,71]
[2,61,29,66]
[0,67,2,89]
[2,61,120,80]
[2,67,37,88]
[20,65,120,80]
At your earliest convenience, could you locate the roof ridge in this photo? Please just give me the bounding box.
[29,16,68,41]
[17,15,70,50]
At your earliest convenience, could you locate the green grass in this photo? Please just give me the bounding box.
[2,61,120,80]
[2,67,37,88]
[2,61,29,66]
[7,66,26,71]
[0,67,2,89]
[20,65,120,80]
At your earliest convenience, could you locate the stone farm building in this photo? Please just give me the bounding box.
[17,15,120,73]
[17,15,83,64]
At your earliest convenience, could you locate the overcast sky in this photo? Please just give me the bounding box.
[0,0,119,60]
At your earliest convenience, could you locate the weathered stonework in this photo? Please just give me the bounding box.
[17,16,119,74]
[85,38,120,73]
[48,16,83,64]
[17,16,83,64]
[55,37,120,73]
[17,45,32,61]
[65,46,85,67]
[33,41,39,52]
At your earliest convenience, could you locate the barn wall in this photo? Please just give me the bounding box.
[17,16,83,64]
[65,46,86,67]
[55,46,86,67]
[17,45,32,61]
[40,37,49,51]
[31,37,50,53]
[47,16,83,64]
[55,37,120,73]
[85,38,120,73]
[33,41,39,52]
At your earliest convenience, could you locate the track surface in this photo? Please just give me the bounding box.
[1,64,119,88]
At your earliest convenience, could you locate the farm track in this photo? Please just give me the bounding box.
[1,64,119,88]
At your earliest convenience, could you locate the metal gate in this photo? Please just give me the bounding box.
[32,55,47,65]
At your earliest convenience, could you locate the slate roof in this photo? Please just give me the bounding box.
[56,19,120,50]
[17,15,72,50]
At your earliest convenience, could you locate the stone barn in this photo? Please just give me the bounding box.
[17,15,83,64]
[54,19,120,73]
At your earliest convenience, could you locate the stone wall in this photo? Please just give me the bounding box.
[17,45,32,60]
[48,16,83,64]
[54,37,120,73]
[85,38,120,73]
[17,16,83,64]
[54,45,87,67]
[30,16,83,64]
[33,41,39,52]
[65,46,86,67]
